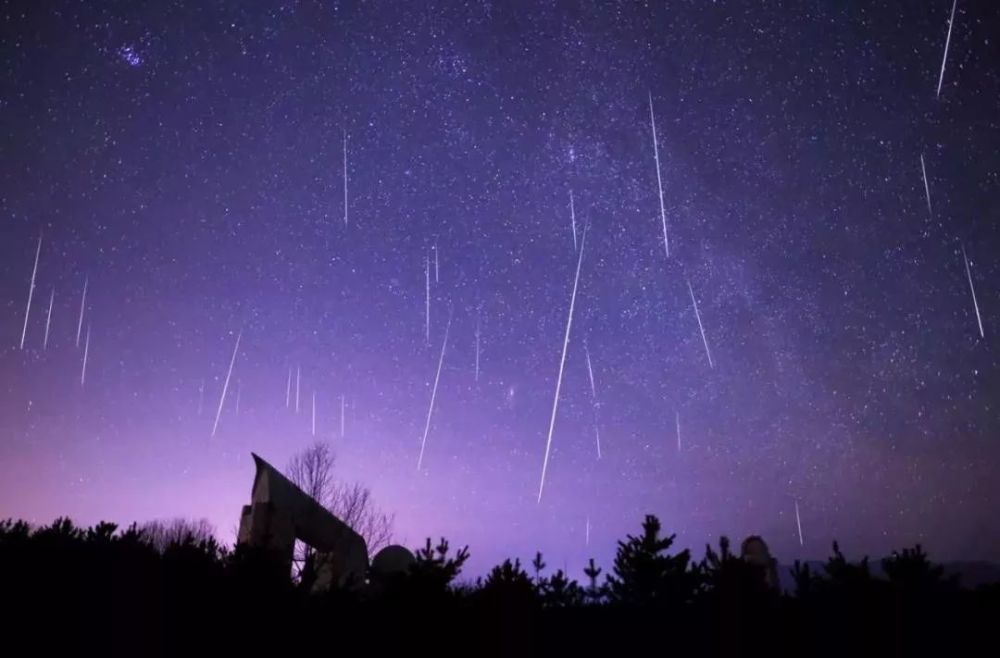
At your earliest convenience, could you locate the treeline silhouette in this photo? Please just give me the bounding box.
[2,515,997,657]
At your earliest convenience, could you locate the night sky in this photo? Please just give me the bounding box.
[1,0,998,576]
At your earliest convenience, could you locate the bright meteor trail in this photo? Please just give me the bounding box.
[417,313,451,471]
[211,330,242,438]
[19,233,42,350]
[537,228,587,503]
[687,279,714,369]
[648,92,669,258]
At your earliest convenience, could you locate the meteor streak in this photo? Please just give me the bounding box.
[76,276,88,348]
[80,325,91,386]
[537,229,587,503]
[794,499,804,547]
[676,411,681,452]
[687,279,714,368]
[584,340,601,459]
[648,92,669,258]
[43,288,54,350]
[425,255,431,344]
[920,154,933,218]
[211,330,242,438]
[343,130,348,226]
[20,233,42,350]
[584,341,597,398]
[475,311,481,382]
[962,244,984,338]
[569,190,578,252]
[417,314,451,470]
[936,0,958,99]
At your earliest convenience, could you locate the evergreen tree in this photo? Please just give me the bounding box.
[583,557,604,604]
[484,558,533,589]
[605,514,696,607]
[823,541,873,594]
[539,569,585,607]
[531,551,546,582]
[410,537,470,591]
[697,535,734,592]
[881,545,951,593]
[791,560,816,599]
[481,558,537,604]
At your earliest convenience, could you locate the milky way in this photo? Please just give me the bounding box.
[1,0,998,575]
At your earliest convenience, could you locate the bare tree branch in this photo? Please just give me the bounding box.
[285,442,395,569]
[286,441,338,508]
[139,518,217,553]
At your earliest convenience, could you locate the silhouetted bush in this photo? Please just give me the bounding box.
[538,568,585,608]
[605,514,698,608]
[2,514,997,657]
[481,558,537,602]
[409,536,470,593]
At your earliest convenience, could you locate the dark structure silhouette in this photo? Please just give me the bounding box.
[1,513,997,657]
[237,452,369,590]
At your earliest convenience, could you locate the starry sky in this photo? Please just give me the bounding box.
[1,0,998,576]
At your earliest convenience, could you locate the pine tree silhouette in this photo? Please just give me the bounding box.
[480,558,537,606]
[698,535,733,591]
[484,558,532,588]
[823,541,873,594]
[606,514,695,608]
[882,545,951,593]
[531,551,546,582]
[539,568,584,607]
[583,557,603,604]
[411,537,470,591]
[791,559,816,599]
[3,512,997,655]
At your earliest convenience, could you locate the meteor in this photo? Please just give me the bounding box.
[19,233,42,350]
[80,325,91,386]
[675,411,681,452]
[211,330,242,438]
[537,228,587,503]
[569,190,578,252]
[417,314,451,470]
[475,310,481,382]
[43,288,54,350]
[794,499,804,547]
[962,244,984,338]
[76,276,88,348]
[425,255,431,343]
[648,92,669,258]
[919,154,932,218]
[936,0,958,99]
[343,130,349,226]
[687,279,714,368]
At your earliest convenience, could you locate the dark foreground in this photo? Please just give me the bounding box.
[2,516,997,657]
